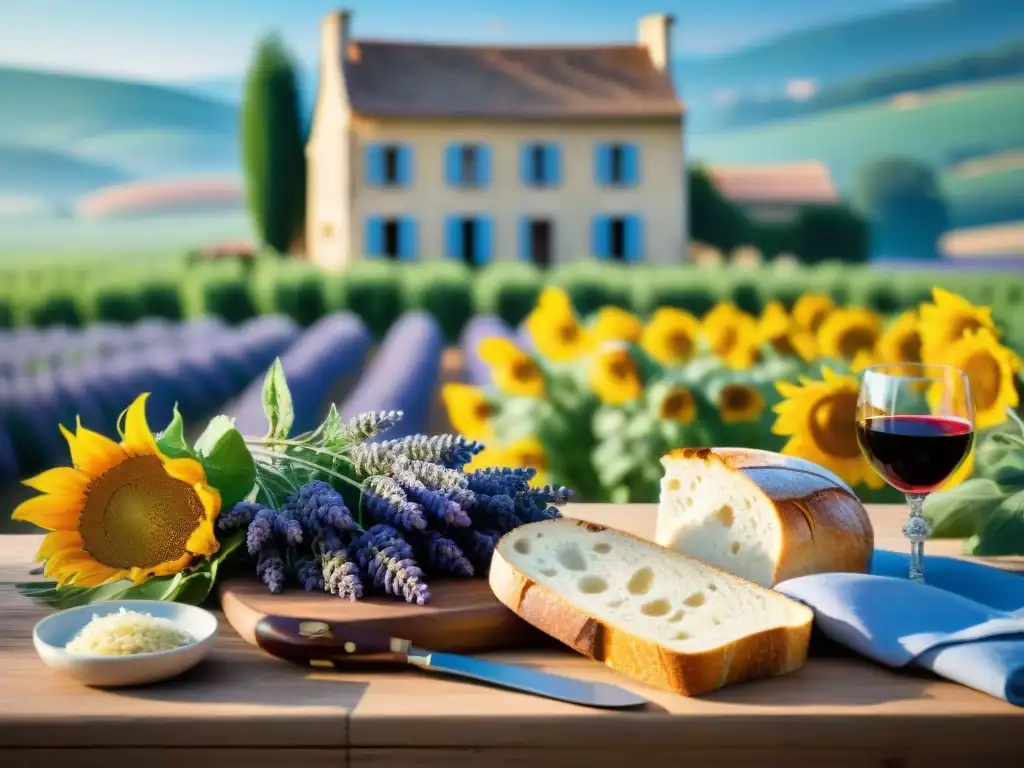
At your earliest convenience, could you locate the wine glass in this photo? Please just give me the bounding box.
[856,363,975,583]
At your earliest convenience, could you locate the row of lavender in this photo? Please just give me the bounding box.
[1,311,448,483]
[0,317,300,482]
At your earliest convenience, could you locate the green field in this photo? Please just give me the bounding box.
[942,163,1024,229]
[690,78,1024,193]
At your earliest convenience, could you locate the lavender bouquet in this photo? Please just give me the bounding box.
[221,360,572,604]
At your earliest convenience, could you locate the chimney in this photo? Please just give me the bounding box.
[638,13,674,80]
[321,8,352,66]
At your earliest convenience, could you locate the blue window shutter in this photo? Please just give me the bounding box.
[520,143,534,186]
[397,145,413,187]
[476,144,491,187]
[445,215,463,259]
[365,145,383,187]
[445,145,461,187]
[625,216,644,261]
[364,216,383,257]
[591,215,609,259]
[518,217,531,261]
[623,144,640,186]
[475,217,493,264]
[594,143,610,185]
[545,144,561,186]
[399,217,418,260]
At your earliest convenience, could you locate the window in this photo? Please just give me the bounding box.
[382,219,401,259]
[609,217,626,260]
[528,219,553,266]
[461,219,477,263]
[446,215,493,264]
[521,143,561,187]
[447,144,490,187]
[595,143,639,187]
[592,215,643,261]
[609,145,625,185]
[366,144,412,188]
[366,216,417,259]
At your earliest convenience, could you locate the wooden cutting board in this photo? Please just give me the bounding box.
[219,576,547,653]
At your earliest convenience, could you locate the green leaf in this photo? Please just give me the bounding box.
[990,450,1024,489]
[199,426,257,508]
[194,415,237,457]
[156,405,196,459]
[261,358,294,440]
[923,478,1006,539]
[969,490,1024,556]
[592,407,629,441]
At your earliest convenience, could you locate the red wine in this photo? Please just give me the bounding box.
[856,415,973,494]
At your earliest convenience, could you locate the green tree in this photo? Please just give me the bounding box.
[852,157,949,259]
[791,204,870,264]
[240,35,307,254]
[688,166,751,252]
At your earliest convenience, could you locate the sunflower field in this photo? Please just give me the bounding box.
[444,286,1023,506]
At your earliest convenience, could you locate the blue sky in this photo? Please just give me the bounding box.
[0,0,940,81]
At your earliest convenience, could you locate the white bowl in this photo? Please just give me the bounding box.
[33,599,218,687]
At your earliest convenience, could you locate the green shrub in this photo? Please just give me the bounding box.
[402,261,474,342]
[27,292,84,328]
[472,262,543,327]
[0,294,12,328]
[137,280,184,320]
[725,272,765,315]
[93,288,143,324]
[337,261,405,339]
[631,267,723,317]
[547,263,633,314]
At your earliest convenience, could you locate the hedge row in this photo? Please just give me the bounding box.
[3,257,1023,349]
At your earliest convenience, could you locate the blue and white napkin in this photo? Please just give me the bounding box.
[775,550,1024,705]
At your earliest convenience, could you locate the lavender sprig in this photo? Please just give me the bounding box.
[362,475,429,531]
[282,479,357,535]
[465,467,536,498]
[469,493,522,533]
[293,555,325,592]
[245,506,303,555]
[352,524,431,605]
[342,410,402,441]
[395,471,472,527]
[457,529,501,570]
[218,500,262,533]
[256,547,286,593]
[322,548,364,601]
[413,531,474,577]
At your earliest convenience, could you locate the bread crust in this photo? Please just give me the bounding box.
[664,447,875,584]
[489,519,814,698]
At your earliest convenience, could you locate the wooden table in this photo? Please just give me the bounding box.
[2,504,1022,768]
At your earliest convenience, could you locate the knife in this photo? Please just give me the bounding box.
[253,615,650,709]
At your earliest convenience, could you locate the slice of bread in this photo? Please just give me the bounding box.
[656,448,874,588]
[489,518,814,697]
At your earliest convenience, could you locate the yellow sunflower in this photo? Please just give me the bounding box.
[502,436,550,487]
[772,367,885,489]
[929,328,1019,430]
[525,287,592,362]
[757,300,816,361]
[791,292,834,334]
[590,346,643,405]
[639,307,702,365]
[13,394,222,587]
[717,383,766,423]
[657,385,696,424]
[919,288,998,362]
[589,306,643,344]
[477,337,545,398]
[817,307,883,362]
[441,384,495,440]
[701,302,761,370]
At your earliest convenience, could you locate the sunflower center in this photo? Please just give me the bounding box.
[809,392,861,459]
[949,317,983,342]
[473,401,496,421]
[660,389,694,420]
[807,309,828,333]
[665,330,694,359]
[556,322,580,344]
[838,327,878,360]
[898,330,922,362]
[515,452,547,470]
[510,358,540,383]
[963,351,1002,410]
[608,356,636,380]
[716,327,738,354]
[79,455,205,570]
[770,334,797,357]
[722,385,755,413]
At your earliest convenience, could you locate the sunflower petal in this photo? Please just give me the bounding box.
[35,530,85,562]
[22,467,91,498]
[123,393,161,458]
[162,457,208,487]
[69,419,126,476]
[185,511,220,559]
[478,337,522,366]
[12,494,81,530]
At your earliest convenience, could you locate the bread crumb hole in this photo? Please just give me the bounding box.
[666,609,685,623]
[730,541,741,555]
[593,542,612,554]
[513,538,531,555]
[666,478,681,491]
[715,505,735,528]
[536,532,544,538]
[743,498,753,510]
[689,478,699,490]
[539,568,557,577]
[577,575,609,594]
[626,566,654,595]
[683,592,705,607]
[707,583,718,591]
[711,618,722,626]
[683,496,693,506]
[673,631,690,641]
[554,543,588,572]
[607,599,625,609]
[640,598,671,617]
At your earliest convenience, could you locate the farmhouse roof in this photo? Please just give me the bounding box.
[707,162,839,205]
[339,40,683,120]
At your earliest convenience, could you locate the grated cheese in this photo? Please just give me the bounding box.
[65,607,194,656]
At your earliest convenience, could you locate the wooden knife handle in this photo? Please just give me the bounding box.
[254,616,411,667]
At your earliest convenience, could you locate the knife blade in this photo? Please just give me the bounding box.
[253,614,650,709]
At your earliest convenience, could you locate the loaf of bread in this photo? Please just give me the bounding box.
[489,518,814,697]
[655,447,874,588]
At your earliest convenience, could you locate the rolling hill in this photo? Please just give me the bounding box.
[0,145,128,202]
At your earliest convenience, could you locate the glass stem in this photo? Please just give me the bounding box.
[904,493,930,584]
